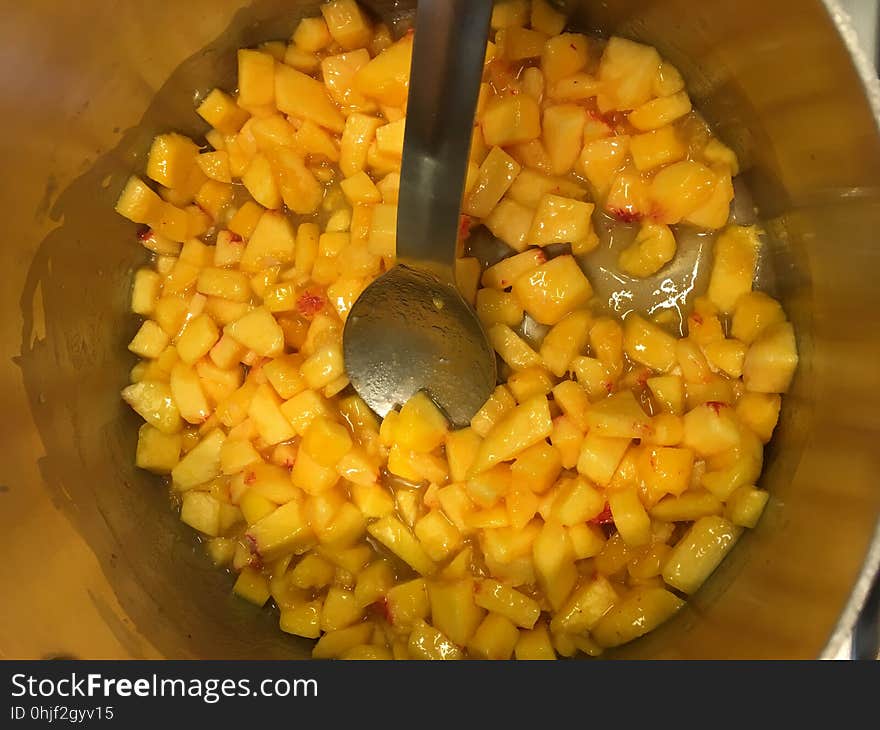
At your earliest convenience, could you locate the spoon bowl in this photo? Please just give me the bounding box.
[343,266,496,426]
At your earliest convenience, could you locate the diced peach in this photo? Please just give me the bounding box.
[511,255,592,326]
[622,313,677,372]
[541,33,590,83]
[597,37,661,112]
[629,91,692,131]
[484,198,535,253]
[707,225,760,313]
[354,34,413,107]
[649,161,717,225]
[579,136,630,198]
[463,146,522,219]
[469,395,553,475]
[743,322,798,394]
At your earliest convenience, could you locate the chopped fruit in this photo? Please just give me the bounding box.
[527,194,597,250]
[663,516,742,594]
[707,225,761,313]
[743,322,799,394]
[511,255,593,326]
[622,313,677,372]
[629,91,692,131]
[649,161,717,224]
[597,37,661,112]
[117,9,794,660]
[482,95,542,147]
[618,223,677,277]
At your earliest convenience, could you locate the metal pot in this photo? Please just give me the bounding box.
[1,0,878,659]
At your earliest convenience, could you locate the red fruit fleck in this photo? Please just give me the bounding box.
[590,504,614,526]
[608,207,644,224]
[636,370,650,387]
[229,232,243,244]
[569,43,578,51]
[499,279,509,287]
[371,597,394,625]
[604,381,614,393]
[535,250,548,264]
[706,401,726,414]
[244,471,257,485]
[137,227,153,241]
[690,312,704,326]
[458,215,473,242]
[297,289,326,319]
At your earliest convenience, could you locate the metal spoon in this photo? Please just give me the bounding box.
[343,0,496,427]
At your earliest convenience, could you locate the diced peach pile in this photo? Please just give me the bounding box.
[117,0,797,660]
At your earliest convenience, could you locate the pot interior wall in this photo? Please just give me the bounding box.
[3,0,879,659]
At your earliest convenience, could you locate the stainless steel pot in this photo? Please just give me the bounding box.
[1,0,878,659]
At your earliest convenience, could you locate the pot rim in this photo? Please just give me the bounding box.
[819,0,880,660]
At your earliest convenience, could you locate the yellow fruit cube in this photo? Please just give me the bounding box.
[474,579,540,629]
[468,613,520,660]
[340,171,381,206]
[445,428,483,483]
[246,499,315,561]
[428,578,485,646]
[242,153,283,209]
[551,575,618,634]
[128,320,170,359]
[320,587,362,632]
[463,146,522,219]
[146,133,200,190]
[682,402,741,456]
[225,307,284,357]
[585,390,651,439]
[731,291,786,345]
[321,0,373,51]
[275,64,345,133]
[470,384,517,437]
[179,490,221,537]
[597,36,661,111]
[414,510,462,562]
[511,254,592,326]
[466,463,512,508]
[508,168,587,208]
[608,486,651,547]
[577,432,630,486]
[481,248,546,290]
[707,225,760,313]
[367,516,436,576]
[551,476,605,524]
[476,289,525,330]
[481,95,542,148]
[302,416,352,468]
[725,485,770,528]
[685,169,734,229]
[367,203,397,259]
[293,16,332,52]
[232,566,271,606]
[396,392,449,454]
[649,161,717,225]
[527,194,597,250]
[515,623,557,660]
[488,324,542,371]
[169,362,211,425]
[197,89,250,135]
[469,395,553,475]
[507,367,555,404]
[629,91,692,131]
[630,127,686,172]
[541,33,589,83]
[484,197,535,253]
[408,620,463,660]
[539,310,592,377]
[291,449,340,494]
[591,586,682,648]
[533,519,577,610]
[542,104,586,176]
[579,136,630,198]
[622,313,677,372]
[312,623,373,659]
[551,379,591,432]
[743,322,798,394]
[662,515,741,594]
[703,338,747,378]
[280,601,323,639]
[354,34,413,107]
[491,0,529,29]
[511,441,562,494]
[617,222,677,278]
[136,424,182,474]
[384,578,429,630]
[735,392,781,443]
[237,49,275,109]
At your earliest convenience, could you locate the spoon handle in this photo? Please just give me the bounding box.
[396,0,493,283]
